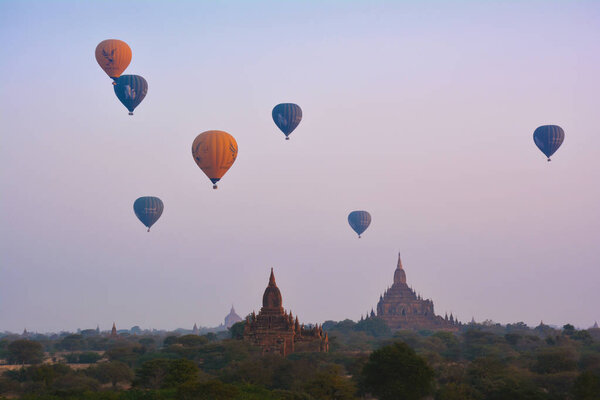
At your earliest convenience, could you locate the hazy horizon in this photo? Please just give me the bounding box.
[1,1,599,333]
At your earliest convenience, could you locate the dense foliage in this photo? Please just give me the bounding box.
[0,320,599,399]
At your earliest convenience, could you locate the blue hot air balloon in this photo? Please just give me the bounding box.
[272,103,302,140]
[114,75,148,115]
[133,196,163,232]
[533,125,565,162]
[348,210,371,238]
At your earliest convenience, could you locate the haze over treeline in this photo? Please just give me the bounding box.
[1,1,599,332]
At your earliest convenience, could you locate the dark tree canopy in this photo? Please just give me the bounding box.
[7,339,44,364]
[229,321,245,340]
[361,341,434,400]
[86,361,134,388]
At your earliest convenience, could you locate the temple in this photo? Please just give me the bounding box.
[376,253,458,331]
[243,268,329,356]
[224,306,242,328]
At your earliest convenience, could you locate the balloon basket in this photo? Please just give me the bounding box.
[285,137,290,140]
[213,185,218,189]
[129,112,134,116]
[147,228,150,232]
[547,158,551,162]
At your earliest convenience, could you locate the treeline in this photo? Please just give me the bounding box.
[0,320,598,399]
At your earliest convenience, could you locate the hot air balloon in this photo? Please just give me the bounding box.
[95,39,132,82]
[348,211,371,238]
[113,75,148,115]
[133,196,164,232]
[192,130,238,189]
[272,103,302,140]
[533,125,565,162]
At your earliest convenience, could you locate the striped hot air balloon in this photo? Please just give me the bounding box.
[533,125,565,162]
[272,103,302,140]
[192,130,238,189]
[95,39,132,81]
[348,211,371,238]
[113,75,148,115]
[133,197,164,232]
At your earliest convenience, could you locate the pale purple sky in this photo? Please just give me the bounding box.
[1,1,599,333]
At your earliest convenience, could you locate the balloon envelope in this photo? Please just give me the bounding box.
[192,130,238,189]
[133,196,164,231]
[348,211,371,238]
[533,125,564,161]
[95,39,132,79]
[272,103,302,139]
[113,75,148,115]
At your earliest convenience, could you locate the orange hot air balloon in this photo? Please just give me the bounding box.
[192,131,238,189]
[95,39,132,81]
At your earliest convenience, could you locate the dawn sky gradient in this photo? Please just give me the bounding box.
[1,1,599,333]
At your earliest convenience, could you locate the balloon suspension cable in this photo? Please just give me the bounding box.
[129,112,134,116]
[213,184,218,189]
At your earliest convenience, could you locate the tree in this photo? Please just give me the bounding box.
[354,317,392,338]
[106,343,146,366]
[229,321,245,340]
[135,359,171,389]
[138,337,155,347]
[177,380,239,400]
[163,358,199,388]
[78,351,102,364]
[135,358,198,389]
[65,351,102,364]
[57,334,85,351]
[174,334,209,347]
[563,324,576,336]
[533,348,577,374]
[360,342,434,400]
[163,335,179,346]
[7,340,44,364]
[304,366,357,400]
[437,383,478,400]
[87,361,134,388]
[572,371,600,400]
[52,374,100,396]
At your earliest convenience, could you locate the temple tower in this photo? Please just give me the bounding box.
[224,305,242,328]
[376,253,458,331]
[243,268,328,355]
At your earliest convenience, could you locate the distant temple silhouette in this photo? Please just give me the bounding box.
[224,306,242,328]
[375,253,459,331]
[243,268,328,356]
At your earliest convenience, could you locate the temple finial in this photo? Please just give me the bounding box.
[393,252,407,285]
[269,268,276,286]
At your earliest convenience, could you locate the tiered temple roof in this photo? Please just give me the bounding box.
[243,268,328,356]
[375,253,458,331]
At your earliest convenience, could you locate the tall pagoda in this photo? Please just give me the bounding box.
[243,268,328,356]
[376,253,458,331]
